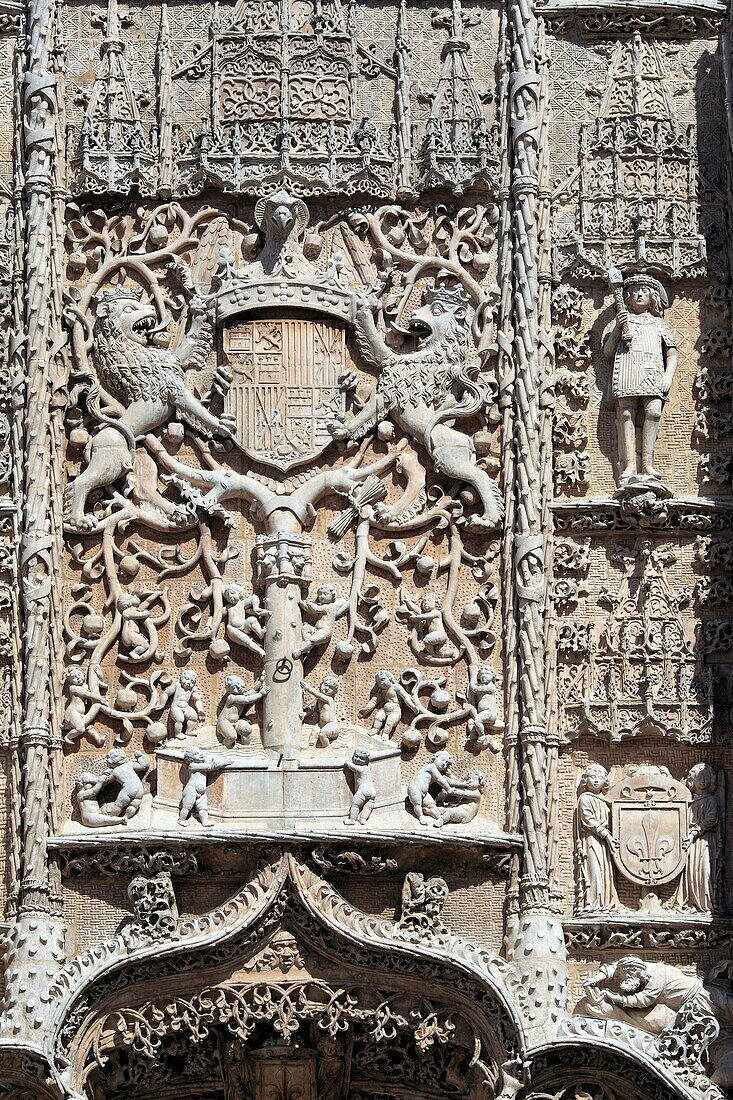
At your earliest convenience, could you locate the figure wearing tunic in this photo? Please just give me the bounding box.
[611,313,677,400]
[576,790,621,912]
[672,791,720,913]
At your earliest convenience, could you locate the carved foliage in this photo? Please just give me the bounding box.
[558,540,713,744]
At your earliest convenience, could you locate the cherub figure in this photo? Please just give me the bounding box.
[358,669,412,740]
[294,584,348,660]
[303,675,341,746]
[117,591,165,662]
[223,583,270,659]
[178,747,233,827]
[603,268,678,488]
[104,749,151,819]
[343,748,376,825]
[75,772,126,828]
[63,665,104,746]
[435,769,485,827]
[398,591,452,659]
[465,666,501,752]
[168,670,205,740]
[217,674,268,748]
[407,750,455,825]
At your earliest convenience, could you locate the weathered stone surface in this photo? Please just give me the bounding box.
[0,0,730,1097]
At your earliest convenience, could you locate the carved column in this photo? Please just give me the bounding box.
[504,0,567,1028]
[2,0,66,1038]
[256,531,313,760]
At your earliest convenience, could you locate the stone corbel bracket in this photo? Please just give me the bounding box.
[553,497,733,535]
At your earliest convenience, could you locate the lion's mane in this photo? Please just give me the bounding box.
[93,310,184,404]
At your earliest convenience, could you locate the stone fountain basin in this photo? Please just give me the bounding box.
[154,731,404,823]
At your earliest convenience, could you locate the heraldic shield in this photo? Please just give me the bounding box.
[223,315,346,473]
[608,766,691,887]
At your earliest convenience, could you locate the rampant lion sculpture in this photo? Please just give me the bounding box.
[328,283,502,530]
[65,289,235,529]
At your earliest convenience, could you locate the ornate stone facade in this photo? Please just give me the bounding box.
[0,0,730,1097]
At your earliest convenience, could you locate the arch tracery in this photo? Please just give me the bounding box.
[51,855,525,1099]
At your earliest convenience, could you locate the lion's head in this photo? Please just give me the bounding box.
[406,283,470,351]
[92,289,179,401]
[94,290,158,347]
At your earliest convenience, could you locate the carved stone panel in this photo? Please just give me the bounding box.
[222,316,346,471]
[4,1,733,1099]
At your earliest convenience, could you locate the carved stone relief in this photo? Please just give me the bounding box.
[1,0,732,1097]
[557,539,713,744]
[57,186,511,844]
[575,763,724,917]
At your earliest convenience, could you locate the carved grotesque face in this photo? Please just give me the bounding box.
[408,290,466,346]
[97,294,158,346]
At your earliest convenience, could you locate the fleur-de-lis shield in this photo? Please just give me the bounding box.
[608,767,690,887]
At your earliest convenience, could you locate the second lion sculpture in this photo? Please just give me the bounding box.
[328,283,502,530]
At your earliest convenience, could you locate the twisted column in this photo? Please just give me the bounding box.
[505,0,567,1027]
[496,14,521,931]
[2,0,67,1039]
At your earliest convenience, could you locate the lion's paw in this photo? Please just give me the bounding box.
[464,514,501,533]
[327,420,351,442]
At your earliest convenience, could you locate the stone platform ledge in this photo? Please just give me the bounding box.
[564,913,733,952]
[566,911,724,927]
[49,823,522,853]
[154,736,403,822]
[538,0,725,16]
[552,495,733,531]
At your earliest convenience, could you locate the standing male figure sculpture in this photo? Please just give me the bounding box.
[603,268,678,492]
